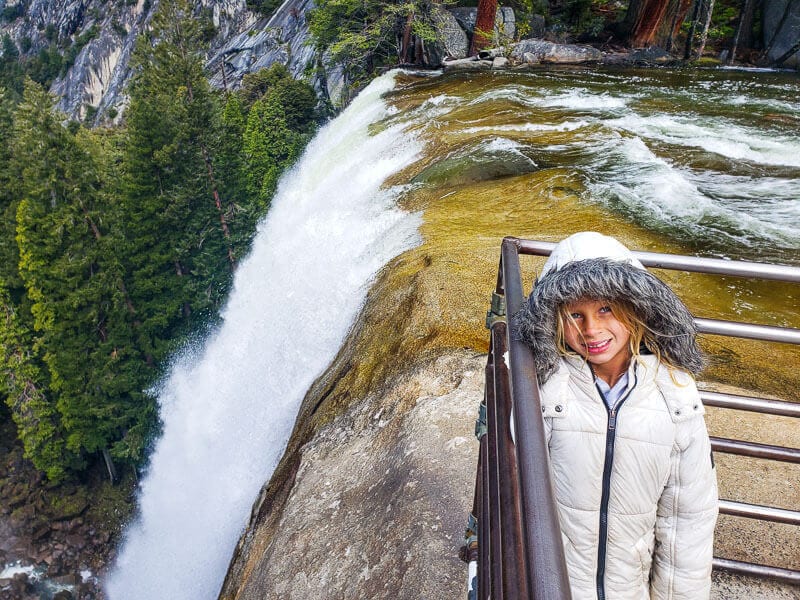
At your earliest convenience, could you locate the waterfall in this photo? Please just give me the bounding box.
[105,71,423,600]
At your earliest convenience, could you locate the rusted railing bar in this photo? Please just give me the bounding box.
[695,318,800,345]
[512,239,800,282]
[501,238,572,599]
[479,357,491,600]
[701,391,800,418]
[484,347,504,600]
[713,557,800,585]
[719,499,800,525]
[492,322,530,599]
[711,437,800,463]
[478,422,490,600]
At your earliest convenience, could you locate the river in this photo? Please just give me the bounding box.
[105,65,799,599]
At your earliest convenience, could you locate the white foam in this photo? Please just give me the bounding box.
[462,120,589,134]
[0,562,36,579]
[607,114,800,168]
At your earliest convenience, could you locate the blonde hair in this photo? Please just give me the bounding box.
[555,298,673,370]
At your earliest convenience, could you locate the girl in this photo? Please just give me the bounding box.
[515,231,718,600]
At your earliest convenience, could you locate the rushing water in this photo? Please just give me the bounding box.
[104,72,423,599]
[388,66,800,265]
[105,65,799,598]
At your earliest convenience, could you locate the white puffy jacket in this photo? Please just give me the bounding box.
[540,354,718,600]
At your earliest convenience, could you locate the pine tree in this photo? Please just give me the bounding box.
[240,65,317,215]
[11,80,155,478]
[121,0,236,363]
[243,92,303,213]
[0,280,72,481]
[0,87,22,293]
[216,93,254,257]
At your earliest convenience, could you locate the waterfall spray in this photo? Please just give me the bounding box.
[105,71,422,600]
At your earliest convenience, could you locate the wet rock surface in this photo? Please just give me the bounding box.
[0,422,133,600]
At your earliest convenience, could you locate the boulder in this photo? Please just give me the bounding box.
[511,38,602,63]
[629,46,678,65]
[763,0,800,68]
[431,5,469,60]
[442,57,493,71]
[523,51,541,65]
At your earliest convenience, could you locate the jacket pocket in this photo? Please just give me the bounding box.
[634,535,654,588]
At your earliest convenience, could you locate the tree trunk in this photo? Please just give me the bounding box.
[738,0,758,50]
[727,0,754,63]
[401,13,414,63]
[102,448,118,483]
[625,0,672,47]
[663,0,694,51]
[696,0,716,57]
[201,146,236,270]
[470,0,497,55]
[684,0,703,58]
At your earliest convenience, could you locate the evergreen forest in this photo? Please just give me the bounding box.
[0,0,320,484]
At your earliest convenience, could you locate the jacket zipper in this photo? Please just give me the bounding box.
[595,369,638,600]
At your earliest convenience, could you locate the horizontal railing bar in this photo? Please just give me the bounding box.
[713,557,800,586]
[512,239,800,282]
[695,318,800,345]
[719,499,800,525]
[701,391,800,418]
[711,437,800,463]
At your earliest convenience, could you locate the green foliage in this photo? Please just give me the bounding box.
[0,280,72,482]
[707,5,738,45]
[240,64,318,130]
[244,93,303,211]
[10,80,156,477]
[112,20,129,38]
[0,35,24,99]
[308,0,426,86]
[1,4,24,21]
[44,24,58,43]
[245,0,283,18]
[26,45,64,87]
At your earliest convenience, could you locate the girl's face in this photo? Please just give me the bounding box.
[563,299,632,384]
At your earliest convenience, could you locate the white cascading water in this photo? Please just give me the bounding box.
[105,71,423,600]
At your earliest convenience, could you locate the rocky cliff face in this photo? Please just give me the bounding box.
[0,0,329,122]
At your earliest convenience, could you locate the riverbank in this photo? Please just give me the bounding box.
[0,415,134,599]
[439,37,783,73]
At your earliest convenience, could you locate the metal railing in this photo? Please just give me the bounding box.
[463,237,800,598]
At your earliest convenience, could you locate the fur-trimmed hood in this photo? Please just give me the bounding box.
[514,232,703,383]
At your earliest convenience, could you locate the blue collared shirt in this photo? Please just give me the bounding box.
[595,373,629,409]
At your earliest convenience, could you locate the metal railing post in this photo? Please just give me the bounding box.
[485,343,505,600]
[501,238,572,598]
[491,321,529,599]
